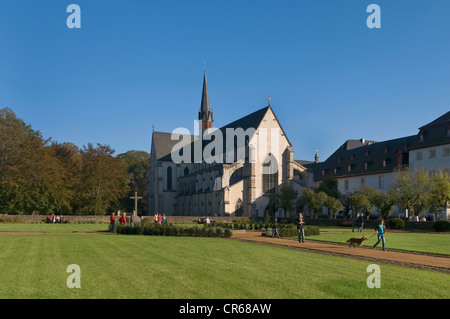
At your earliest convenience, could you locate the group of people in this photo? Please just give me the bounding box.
[46,214,66,224]
[109,211,136,233]
[352,211,366,232]
[153,213,166,224]
[198,217,211,224]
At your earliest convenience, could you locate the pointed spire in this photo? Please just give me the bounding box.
[200,70,211,118]
[199,71,213,133]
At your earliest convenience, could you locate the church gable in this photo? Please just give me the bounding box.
[147,72,307,217]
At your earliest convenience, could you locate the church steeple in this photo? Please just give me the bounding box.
[198,71,213,133]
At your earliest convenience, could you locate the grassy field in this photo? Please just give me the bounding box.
[0,224,449,299]
[0,223,108,233]
[308,227,450,256]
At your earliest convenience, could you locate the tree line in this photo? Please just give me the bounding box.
[0,107,150,215]
[270,168,450,220]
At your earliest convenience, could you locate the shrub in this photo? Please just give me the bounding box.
[262,225,320,237]
[432,220,450,232]
[215,227,223,238]
[116,223,236,238]
[389,218,405,230]
[304,226,320,236]
[223,229,232,238]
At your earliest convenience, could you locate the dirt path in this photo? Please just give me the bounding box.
[231,231,450,273]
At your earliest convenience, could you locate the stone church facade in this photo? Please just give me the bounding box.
[147,72,311,217]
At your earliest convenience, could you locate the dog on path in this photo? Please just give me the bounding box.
[345,236,367,248]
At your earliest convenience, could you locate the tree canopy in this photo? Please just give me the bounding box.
[0,107,149,215]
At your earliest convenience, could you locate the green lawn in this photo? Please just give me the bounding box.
[0,230,449,299]
[0,223,109,233]
[306,227,450,256]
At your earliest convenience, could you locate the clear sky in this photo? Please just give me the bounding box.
[1,0,449,161]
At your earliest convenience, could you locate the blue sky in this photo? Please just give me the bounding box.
[1,0,449,161]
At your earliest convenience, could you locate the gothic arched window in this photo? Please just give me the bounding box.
[167,166,172,190]
[262,154,278,194]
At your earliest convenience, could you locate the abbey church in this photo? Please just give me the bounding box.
[147,72,312,217]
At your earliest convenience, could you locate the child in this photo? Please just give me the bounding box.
[373,219,386,251]
[272,217,280,238]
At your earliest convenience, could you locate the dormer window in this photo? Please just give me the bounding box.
[333,167,337,174]
[350,154,355,160]
[364,161,368,170]
[321,169,325,176]
[447,126,450,137]
[382,158,386,167]
[337,157,341,163]
[419,131,424,142]
[365,150,369,157]
[347,164,351,172]
[384,148,388,153]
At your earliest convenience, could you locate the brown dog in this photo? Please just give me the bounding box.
[346,236,367,248]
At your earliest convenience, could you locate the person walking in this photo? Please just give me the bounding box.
[358,213,365,232]
[351,210,357,232]
[373,219,386,251]
[110,212,115,233]
[296,212,305,243]
[120,212,127,225]
[271,217,280,238]
[130,210,135,228]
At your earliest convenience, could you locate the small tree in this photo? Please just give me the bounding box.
[391,168,432,218]
[374,190,396,219]
[325,195,343,219]
[347,194,373,219]
[297,188,327,218]
[428,170,450,214]
[278,185,298,217]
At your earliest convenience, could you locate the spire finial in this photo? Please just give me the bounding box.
[267,96,272,107]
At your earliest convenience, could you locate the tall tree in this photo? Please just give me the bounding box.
[0,108,67,214]
[76,143,128,215]
[317,178,339,199]
[117,150,150,215]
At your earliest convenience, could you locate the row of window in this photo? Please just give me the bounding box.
[165,165,279,194]
[416,147,449,161]
[343,175,384,191]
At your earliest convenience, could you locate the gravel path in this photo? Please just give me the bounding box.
[231,230,450,273]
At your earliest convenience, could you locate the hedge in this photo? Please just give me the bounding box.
[432,220,450,232]
[388,218,405,230]
[262,225,320,237]
[116,223,232,238]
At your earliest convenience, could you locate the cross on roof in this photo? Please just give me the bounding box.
[267,96,272,106]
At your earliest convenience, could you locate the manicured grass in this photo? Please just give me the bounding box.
[306,228,450,256]
[0,233,448,299]
[0,223,109,233]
